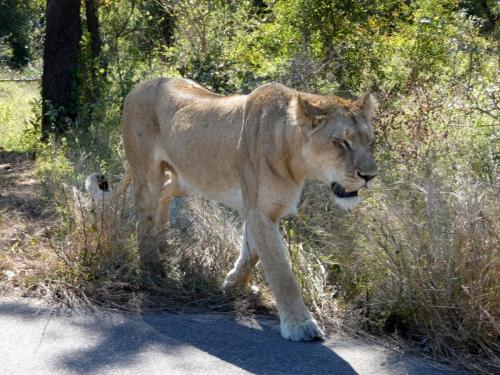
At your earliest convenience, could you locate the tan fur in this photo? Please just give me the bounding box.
[93,77,378,341]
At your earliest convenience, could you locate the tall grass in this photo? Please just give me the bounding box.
[294,170,499,372]
[363,173,499,373]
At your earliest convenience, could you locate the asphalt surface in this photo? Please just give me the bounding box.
[0,297,464,375]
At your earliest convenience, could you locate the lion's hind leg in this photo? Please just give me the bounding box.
[131,160,170,281]
[223,223,259,292]
[155,167,185,231]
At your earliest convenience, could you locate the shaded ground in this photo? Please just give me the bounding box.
[0,297,465,375]
[0,150,43,244]
[0,150,52,291]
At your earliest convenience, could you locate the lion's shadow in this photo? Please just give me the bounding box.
[60,311,358,374]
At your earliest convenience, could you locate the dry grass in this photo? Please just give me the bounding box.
[361,174,500,374]
[1,171,271,315]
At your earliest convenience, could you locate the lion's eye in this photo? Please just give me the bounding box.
[340,140,352,151]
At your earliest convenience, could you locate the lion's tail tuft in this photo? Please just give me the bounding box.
[85,173,112,202]
[85,169,131,203]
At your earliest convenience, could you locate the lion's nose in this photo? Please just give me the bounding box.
[357,171,377,182]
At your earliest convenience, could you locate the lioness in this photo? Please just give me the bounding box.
[88,77,378,341]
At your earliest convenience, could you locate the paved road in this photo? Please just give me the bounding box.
[0,297,463,375]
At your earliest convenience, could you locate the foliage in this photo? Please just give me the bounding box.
[0,81,40,152]
[0,0,44,68]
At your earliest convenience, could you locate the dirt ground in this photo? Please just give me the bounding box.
[0,149,49,289]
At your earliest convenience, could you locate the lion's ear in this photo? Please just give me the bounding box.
[292,95,325,130]
[355,92,378,121]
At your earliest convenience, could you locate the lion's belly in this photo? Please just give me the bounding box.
[178,175,244,211]
[207,187,244,211]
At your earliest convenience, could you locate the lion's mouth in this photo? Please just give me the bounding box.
[331,182,359,198]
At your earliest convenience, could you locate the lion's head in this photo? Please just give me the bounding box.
[291,92,378,209]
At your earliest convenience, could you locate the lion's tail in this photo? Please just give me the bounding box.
[85,169,131,203]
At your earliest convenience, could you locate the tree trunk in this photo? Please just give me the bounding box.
[85,0,104,101]
[85,0,101,59]
[41,0,82,140]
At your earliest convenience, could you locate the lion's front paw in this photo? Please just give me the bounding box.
[280,318,325,341]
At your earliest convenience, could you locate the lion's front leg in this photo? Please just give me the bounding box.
[247,210,324,341]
